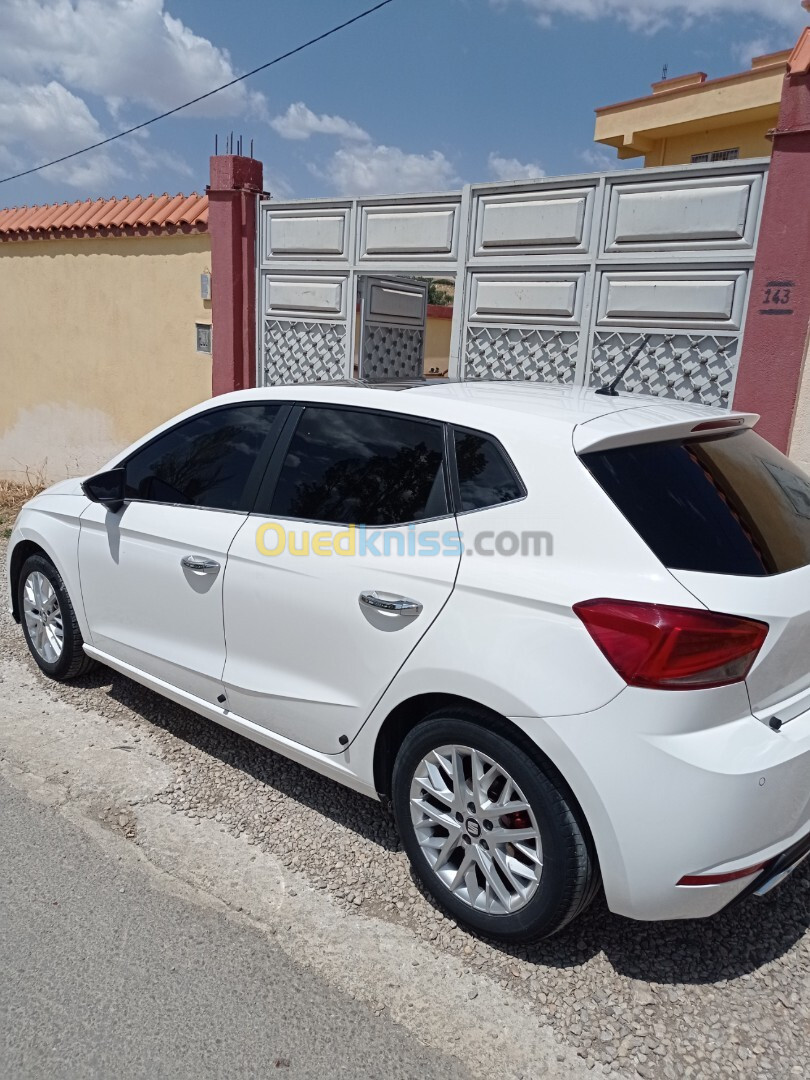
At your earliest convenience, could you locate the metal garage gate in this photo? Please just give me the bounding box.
[257,159,768,407]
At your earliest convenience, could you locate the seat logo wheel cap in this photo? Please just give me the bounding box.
[466,818,481,838]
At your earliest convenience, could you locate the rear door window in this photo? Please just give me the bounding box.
[582,429,810,576]
[264,406,448,525]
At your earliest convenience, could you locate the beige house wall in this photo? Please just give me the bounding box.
[0,233,212,481]
[594,55,784,164]
[648,118,774,166]
[425,314,452,376]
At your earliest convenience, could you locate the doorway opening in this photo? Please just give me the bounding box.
[353,273,456,381]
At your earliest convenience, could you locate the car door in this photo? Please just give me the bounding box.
[78,402,286,704]
[222,403,462,754]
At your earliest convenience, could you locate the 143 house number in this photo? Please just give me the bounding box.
[763,285,792,305]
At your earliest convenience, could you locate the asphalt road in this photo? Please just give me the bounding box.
[0,775,466,1080]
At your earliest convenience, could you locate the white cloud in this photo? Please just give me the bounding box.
[126,134,193,179]
[273,99,456,196]
[580,146,621,171]
[263,169,295,201]
[271,102,369,142]
[0,78,124,189]
[488,152,545,180]
[0,0,263,190]
[730,34,779,67]
[500,0,804,34]
[317,143,457,196]
[0,0,264,118]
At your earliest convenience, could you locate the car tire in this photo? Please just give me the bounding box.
[17,553,97,681]
[392,709,598,942]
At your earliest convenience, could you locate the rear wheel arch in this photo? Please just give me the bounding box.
[373,693,595,848]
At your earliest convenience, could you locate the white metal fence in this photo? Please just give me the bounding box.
[257,159,768,406]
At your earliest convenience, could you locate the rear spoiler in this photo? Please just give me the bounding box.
[573,408,759,455]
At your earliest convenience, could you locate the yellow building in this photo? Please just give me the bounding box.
[593,50,789,167]
[0,193,457,480]
[0,194,213,482]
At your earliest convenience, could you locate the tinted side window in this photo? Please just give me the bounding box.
[454,429,523,511]
[267,407,447,526]
[125,404,280,511]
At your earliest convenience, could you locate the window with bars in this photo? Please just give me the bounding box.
[691,148,740,163]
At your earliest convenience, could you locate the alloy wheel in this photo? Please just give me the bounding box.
[22,571,64,664]
[409,743,543,915]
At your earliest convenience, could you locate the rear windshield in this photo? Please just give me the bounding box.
[582,429,810,577]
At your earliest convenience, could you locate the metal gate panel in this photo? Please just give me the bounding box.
[258,193,461,385]
[460,174,603,384]
[358,276,428,381]
[460,161,767,403]
[257,161,767,402]
[259,200,354,385]
[358,203,459,260]
[602,173,763,253]
[472,186,596,258]
[589,330,739,407]
[264,207,350,259]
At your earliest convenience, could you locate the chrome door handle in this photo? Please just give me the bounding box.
[181,554,221,573]
[360,590,422,615]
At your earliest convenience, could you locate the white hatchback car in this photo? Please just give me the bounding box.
[8,381,810,941]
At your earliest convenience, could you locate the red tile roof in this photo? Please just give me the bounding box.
[0,192,208,242]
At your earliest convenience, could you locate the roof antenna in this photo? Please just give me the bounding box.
[661,63,668,80]
[214,133,218,155]
[595,334,652,397]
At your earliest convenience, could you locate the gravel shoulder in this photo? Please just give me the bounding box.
[2,536,810,1079]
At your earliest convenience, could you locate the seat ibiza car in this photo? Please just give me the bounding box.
[8,381,810,941]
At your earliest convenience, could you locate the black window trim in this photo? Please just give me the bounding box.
[448,423,527,517]
[250,400,455,528]
[119,401,293,514]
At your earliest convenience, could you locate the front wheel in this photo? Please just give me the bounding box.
[18,553,96,681]
[392,712,598,942]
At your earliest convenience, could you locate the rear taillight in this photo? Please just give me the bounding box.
[573,599,768,691]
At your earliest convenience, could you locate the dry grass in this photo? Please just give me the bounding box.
[0,468,49,532]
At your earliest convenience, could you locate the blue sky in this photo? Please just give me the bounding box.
[0,0,805,208]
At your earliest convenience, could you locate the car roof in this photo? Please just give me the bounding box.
[209,380,755,443]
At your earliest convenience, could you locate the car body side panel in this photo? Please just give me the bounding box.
[358,440,705,723]
[78,501,244,704]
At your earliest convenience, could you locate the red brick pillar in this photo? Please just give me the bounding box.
[734,29,810,451]
[207,154,264,395]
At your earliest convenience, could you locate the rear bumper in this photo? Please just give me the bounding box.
[511,683,810,921]
[726,828,810,908]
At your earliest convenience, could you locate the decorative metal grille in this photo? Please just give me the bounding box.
[464,326,579,383]
[262,319,346,385]
[588,331,739,408]
[360,326,424,381]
